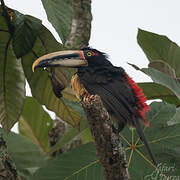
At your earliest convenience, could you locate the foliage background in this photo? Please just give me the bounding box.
[1,0,180,179]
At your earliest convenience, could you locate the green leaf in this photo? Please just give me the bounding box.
[22,25,81,128]
[148,60,176,77]
[0,7,25,132]
[32,102,180,179]
[41,0,73,43]
[137,29,180,77]
[168,107,180,125]
[138,82,180,106]
[79,128,93,144]
[142,67,180,101]
[121,102,180,178]
[31,143,105,180]
[12,11,42,58]
[0,128,46,171]
[129,62,180,104]
[48,99,92,155]
[18,97,53,153]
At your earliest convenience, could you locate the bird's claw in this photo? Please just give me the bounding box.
[83,94,97,104]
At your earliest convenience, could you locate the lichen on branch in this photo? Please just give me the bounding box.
[65,0,92,49]
[82,95,130,180]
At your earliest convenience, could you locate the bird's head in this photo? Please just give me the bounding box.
[32,47,112,72]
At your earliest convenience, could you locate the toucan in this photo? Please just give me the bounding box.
[32,47,157,166]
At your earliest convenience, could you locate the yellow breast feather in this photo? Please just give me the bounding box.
[71,74,89,101]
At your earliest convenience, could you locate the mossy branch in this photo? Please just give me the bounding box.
[82,95,130,180]
[0,134,20,180]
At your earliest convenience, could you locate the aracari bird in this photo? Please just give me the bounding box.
[32,47,157,166]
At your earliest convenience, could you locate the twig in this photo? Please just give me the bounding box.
[82,95,130,180]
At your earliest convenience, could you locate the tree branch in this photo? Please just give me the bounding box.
[82,95,130,180]
[65,0,92,49]
[0,134,20,180]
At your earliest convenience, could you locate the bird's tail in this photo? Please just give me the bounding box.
[134,117,157,167]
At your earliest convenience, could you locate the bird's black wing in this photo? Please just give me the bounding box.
[78,67,138,126]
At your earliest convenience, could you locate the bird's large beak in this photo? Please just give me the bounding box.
[32,50,87,72]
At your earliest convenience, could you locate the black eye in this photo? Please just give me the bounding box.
[87,51,92,56]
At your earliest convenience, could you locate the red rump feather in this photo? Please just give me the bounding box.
[124,73,150,127]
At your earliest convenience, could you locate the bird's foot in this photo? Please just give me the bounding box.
[83,94,98,104]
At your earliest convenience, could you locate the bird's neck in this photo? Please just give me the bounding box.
[77,65,126,86]
[77,65,125,76]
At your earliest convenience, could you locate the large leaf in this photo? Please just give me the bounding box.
[129,63,180,104]
[12,10,42,58]
[31,143,105,180]
[121,102,180,178]
[0,128,46,172]
[138,82,180,106]
[0,7,25,132]
[31,102,180,180]
[22,24,81,128]
[148,60,176,78]
[32,102,180,179]
[137,29,180,77]
[41,0,73,44]
[18,97,53,153]
[142,68,180,101]
[169,107,180,125]
[48,99,92,155]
